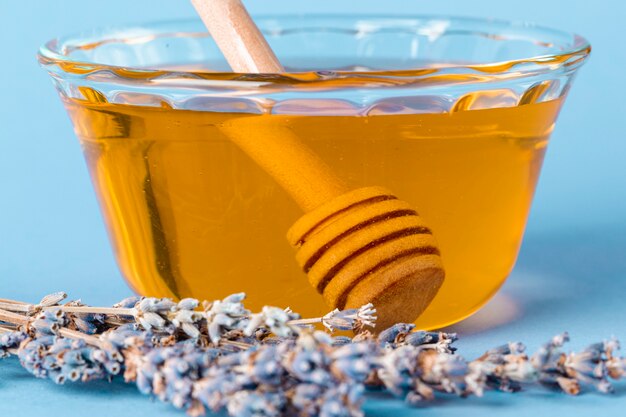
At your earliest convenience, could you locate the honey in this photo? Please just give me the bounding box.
[64,96,562,329]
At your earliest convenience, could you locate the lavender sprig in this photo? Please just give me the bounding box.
[2,292,626,417]
[18,336,115,383]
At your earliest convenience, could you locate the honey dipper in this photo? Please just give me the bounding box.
[191,0,445,329]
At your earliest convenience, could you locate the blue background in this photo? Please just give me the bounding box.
[0,1,624,416]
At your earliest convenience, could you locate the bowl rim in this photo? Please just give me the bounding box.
[38,14,591,86]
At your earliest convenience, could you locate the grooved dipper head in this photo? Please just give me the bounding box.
[287,187,445,330]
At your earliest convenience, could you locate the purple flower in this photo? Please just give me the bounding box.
[0,331,27,358]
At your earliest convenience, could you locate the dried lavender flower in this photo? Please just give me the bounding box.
[63,300,106,334]
[37,292,68,309]
[31,309,68,336]
[0,330,27,358]
[203,293,250,344]
[113,296,142,309]
[322,304,376,333]
[16,335,115,383]
[244,306,300,338]
[226,391,286,417]
[3,291,626,417]
[377,323,415,347]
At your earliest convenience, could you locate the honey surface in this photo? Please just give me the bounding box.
[65,96,562,328]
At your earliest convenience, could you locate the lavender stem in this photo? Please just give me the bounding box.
[288,317,322,326]
[0,308,30,326]
[42,306,137,316]
[0,301,34,314]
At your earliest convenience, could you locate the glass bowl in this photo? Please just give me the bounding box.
[39,15,590,329]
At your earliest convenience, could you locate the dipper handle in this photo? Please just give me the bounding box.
[190,0,446,329]
[191,0,348,211]
[191,0,284,73]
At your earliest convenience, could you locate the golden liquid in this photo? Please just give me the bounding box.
[65,95,562,329]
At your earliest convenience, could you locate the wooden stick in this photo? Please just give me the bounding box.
[190,0,347,211]
[190,0,283,73]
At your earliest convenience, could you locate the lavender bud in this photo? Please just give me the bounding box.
[113,296,141,309]
[177,298,199,311]
[377,323,415,346]
[0,331,27,357]
[37,292,67,308]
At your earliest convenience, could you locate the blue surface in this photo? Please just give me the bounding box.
[0,1,625,416]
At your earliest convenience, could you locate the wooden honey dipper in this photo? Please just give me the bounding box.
[191,0,445,329]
